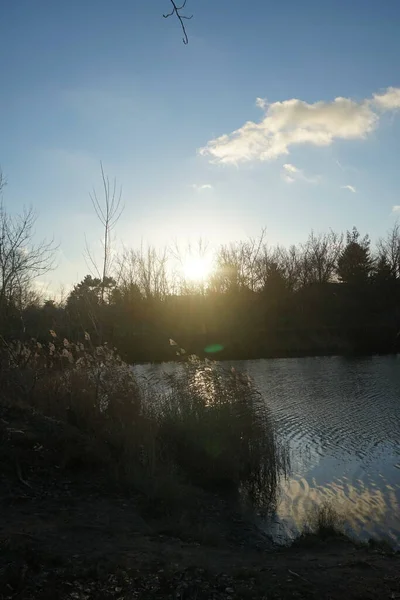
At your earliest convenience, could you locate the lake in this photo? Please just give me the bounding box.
[135,355,400,547]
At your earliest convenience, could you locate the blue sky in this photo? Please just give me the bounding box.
[1,0,399,292]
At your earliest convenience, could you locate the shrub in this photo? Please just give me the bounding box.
[0,334,146,478]
[155,358,288,512]
[0,335,288,514]
[299,503,345,541]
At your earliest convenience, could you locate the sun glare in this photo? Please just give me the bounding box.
[182,256,213,283]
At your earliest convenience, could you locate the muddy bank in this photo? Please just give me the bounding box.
[0,402,399,599]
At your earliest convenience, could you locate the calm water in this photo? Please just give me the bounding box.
[135,355,400,546]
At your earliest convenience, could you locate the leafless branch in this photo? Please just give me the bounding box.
[211,230,267,293]
[0,202,57,308]
[83,233,102,280]
[163,0,193,45]
[169,237,210,295]
[0,169,6,194]
[88,163,124,302]
[377,221,400,278]
[116,243,171,301]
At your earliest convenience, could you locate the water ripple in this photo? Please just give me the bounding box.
[241,355,400,547]
[135,356,400,547]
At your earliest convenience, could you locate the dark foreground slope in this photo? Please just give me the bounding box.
[0,402,399,600]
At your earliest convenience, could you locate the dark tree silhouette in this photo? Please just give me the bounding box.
[337,228,373,284]
[302,231,343,284]
[374,255,395,283]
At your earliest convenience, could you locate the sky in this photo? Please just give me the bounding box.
[0,0,400,293]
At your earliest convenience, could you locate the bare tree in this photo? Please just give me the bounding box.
[211,230,267,293]
[86,163,124,303]
[13,283,44,312]
[0,203,56,309]
[275,244,303,291]
[116,244,170,301]
[211,243,245,294]
[241,230,267,292]
[301,230,344,284]
[377,222,400,279]
[163,0,193,44]
[269,232,344,291]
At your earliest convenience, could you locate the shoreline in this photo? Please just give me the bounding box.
[1,401,399,599]
[131,348,400,366]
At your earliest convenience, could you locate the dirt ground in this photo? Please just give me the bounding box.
[1,402,399,599]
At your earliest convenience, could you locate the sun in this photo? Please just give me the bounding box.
[182,256,213,283]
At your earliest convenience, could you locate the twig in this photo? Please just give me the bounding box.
[288,569,309,583]
[163,0,193,44]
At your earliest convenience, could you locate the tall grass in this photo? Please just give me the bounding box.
[0,334,288,513]
[297,503,345,542]
[157,359,288,511]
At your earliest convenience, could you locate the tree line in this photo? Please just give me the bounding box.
[1,168,400,361]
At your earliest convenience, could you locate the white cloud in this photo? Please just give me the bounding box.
[283,163,298,174]
[255,97,268,110]
[199,87,400,164]
[191,183,213,191]
[392,205,400,213]
[336,160,345,171]
[281,163,320,184]
[373,87,400,110]
[341,185,357,193]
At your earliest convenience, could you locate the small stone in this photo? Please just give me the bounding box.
[225,587,234,593]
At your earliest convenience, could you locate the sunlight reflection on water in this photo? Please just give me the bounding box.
[135,355,400,547]
[240,355,400,547]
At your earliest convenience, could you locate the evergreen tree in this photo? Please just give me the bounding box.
[337,227,372,284]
